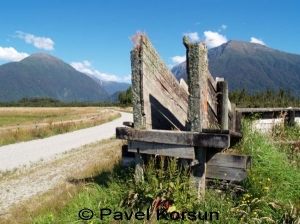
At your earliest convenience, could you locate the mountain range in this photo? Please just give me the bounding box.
[1,41,300,102]
[0,53,130,102]
[171,40,300,97]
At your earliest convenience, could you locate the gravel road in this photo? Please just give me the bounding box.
[0,111,132,172]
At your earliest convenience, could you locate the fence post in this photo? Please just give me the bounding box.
[184,36,208,198]
[286,109,295,126]
[130,36,145,183]
[217,81,229,130]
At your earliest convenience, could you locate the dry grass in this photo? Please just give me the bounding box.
[105,106,133,113]
[0,107,121,146]
[0,107,114,127]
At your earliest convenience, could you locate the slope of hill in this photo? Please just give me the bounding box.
[171,40,300,96]
[105,91,121,102]
[0,53,110,102]
[90,78,131,95]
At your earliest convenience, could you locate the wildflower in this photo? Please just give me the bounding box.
[216,190,221,193]
[253,211,257,215]
[267,178,271,181]
[264,186,269,190]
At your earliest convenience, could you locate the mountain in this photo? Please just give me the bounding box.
[171,40,300,97]
[0,53,110,102]
[90,77,131,95]
[105,91,121,102]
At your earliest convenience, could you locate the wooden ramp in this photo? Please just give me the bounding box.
[117,32,250,196]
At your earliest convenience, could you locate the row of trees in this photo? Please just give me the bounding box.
[0,87,298,108]
[117,87,300,108]
[118,87,133,107]
[0,97,118,107]
[229,88,300,107]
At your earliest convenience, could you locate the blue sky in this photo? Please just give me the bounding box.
[0,0,299,83]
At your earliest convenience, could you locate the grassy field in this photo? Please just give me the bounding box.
[2,118,299,223]
[0,107,125,146]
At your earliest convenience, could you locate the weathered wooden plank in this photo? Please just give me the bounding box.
[128,141,195,159]
[236,111,242,134]
[135,153,144,183]
[183,36,210,196]
[286,110,295,126]
[207,71,217,91]
[123,121,134,128]
[236,107,300,113]
[202,129,242,138]
[231,103,236,132]
[138,35,188,130]
[206,153,252,169]
[142,73,187,130]
[184,38,208,131]
[142,52,188,110]
[207,77,218,117]
[142,37,188,104]
[217,81,229,130]
[206,166,247,181]
[131,49,144,128]
[116,127,230,148]
[207,106,219,129]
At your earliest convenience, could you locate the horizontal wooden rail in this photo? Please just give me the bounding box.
[116,127,230,148]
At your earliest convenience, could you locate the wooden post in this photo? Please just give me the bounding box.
[217,81,229,130]
[130,35,145,183]
[231,103,236,132]
[286,109,295,126]
[183,36,208,197]
[131,47,144,128]
[236,111,242,133]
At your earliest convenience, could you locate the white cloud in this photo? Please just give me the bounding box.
[0,46,29,61]
[124,75,131,81]
[183,32,200,42]
[218,24,227,32]
[171,55,186,65]
[250,37,266,46]
[15,31,55,50]
[71,60,120,82]
[203,31,227,48]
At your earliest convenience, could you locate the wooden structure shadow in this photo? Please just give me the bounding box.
[116,33,251,196]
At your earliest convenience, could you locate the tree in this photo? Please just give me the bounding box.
[118,87,132,106]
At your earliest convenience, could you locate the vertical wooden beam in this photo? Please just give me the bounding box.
[286,109,295,126]
[236,111,242,133]
[134,150,144,183]
[130,34,145,183]
[183,36,208,198]
[231,103,236,132]
[217,81,229,130]
[131,48,144,128]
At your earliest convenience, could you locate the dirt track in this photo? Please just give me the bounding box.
[0,112,132,217]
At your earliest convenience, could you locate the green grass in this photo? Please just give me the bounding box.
[8,119,300,223]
